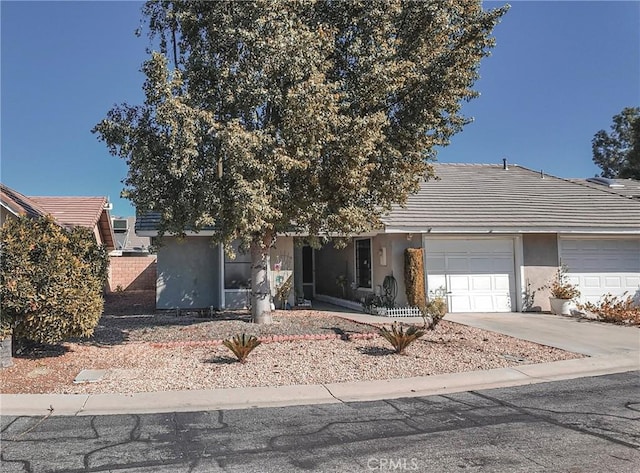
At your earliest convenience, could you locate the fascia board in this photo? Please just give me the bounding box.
[383,226,640,235]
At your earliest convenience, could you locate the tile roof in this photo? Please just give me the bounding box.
[135,164,640,236]
[383,163,640,233]
[30,196,108,229]
[569,178,640,200]
[31,196,116,250]
[0,184,116,250]
[0,183,48,219]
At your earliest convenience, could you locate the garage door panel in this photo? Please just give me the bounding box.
[471,276,492,291]
[493,257,514,272]
[494,275,511,291]
[447,257,470,272]
[582,276,601,288]
[604,276,622,289]
[426,238,515,313]
[472,295,494,312]
[450,295,472,312]
[425,254,446,272]
[494,294,512,311]
[449,275,470,291]
[427,275,447,295]
[561,238,640,303]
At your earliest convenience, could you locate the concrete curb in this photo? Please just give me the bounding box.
[2,351,637,417]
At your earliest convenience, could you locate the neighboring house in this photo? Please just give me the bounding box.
[136,163,640,313]
[0,184,115,251]
[111,216,152,255]
[109,216,157,293]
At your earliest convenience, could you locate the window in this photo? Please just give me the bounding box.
[224,241,252,289]
[355,238,372,289]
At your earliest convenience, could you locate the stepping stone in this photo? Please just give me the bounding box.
[73,369,107,384]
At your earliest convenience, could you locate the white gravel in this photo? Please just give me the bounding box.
[47,321,582,395]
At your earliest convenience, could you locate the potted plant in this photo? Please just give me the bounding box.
[543,265,580,315]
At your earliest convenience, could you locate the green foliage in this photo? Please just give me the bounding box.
[404,248,426,308]
[378,322,425,355]
[592,106,640,179]
[540,265,581,300]
[93,0,507,321]
[0,216,108,344]
[222,333,262,363]
[577,293,640,325]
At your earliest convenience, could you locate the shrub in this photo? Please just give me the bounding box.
[577,293,640,325]
[378,322,425,355]
[421,293,447,330]
[541,265,581,300]
[222,333,262,363]
[0,216,108,344]
[404,248,425,307]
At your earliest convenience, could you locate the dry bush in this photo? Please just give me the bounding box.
[577,293,640,325]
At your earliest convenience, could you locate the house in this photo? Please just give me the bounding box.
[0,184,116,251]
[111,216,152,255]
[1,183,119,293]
[136,163,640,313]
[109,216,157,293]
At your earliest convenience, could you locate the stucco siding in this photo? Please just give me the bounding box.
[522,234,559,312]
[156,236,221,309]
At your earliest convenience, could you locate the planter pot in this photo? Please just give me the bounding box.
[1,337,13,368]
[549,297,573,316]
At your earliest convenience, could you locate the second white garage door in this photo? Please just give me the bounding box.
[560,238,640,305]
[424,239,516,313]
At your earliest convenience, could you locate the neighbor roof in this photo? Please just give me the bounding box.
[0,183,48,219]
[30,196,116,250]
[569,177,640,200]
[383,163,640,233]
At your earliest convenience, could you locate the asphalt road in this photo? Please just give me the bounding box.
[2,371,639,473]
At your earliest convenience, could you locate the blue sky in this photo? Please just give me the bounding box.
[1,1,638,218]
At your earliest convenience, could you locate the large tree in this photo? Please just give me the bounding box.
[93,0,508,323]
[592,106,640,179]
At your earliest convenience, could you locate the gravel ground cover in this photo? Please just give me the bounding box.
[0,291,584,394]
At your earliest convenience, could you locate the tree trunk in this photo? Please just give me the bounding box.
[250,234,273,324]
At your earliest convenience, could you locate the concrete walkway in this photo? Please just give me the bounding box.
[2,311,638,417]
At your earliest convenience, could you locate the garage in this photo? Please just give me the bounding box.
[424,238,516,313]
[560,238,640,304]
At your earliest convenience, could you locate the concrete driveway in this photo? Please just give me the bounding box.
[445,312,640,356]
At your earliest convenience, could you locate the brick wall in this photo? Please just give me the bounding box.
[108,255,157,292]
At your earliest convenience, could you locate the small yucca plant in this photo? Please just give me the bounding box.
[378,322,425,355]
[222,334,262,363]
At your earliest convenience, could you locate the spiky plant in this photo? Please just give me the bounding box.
[222,334,262,363]
[378,323,425,355]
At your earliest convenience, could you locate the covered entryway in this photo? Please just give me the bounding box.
[560,238,640,304]
[424,238,516,313]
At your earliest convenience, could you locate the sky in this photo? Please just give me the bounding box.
[1,1,639,218]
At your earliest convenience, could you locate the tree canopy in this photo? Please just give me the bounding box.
[592,106,640,179]
[93,0,508,322]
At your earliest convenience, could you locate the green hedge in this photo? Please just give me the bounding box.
[0,216,109,344]
[404,248,425,308]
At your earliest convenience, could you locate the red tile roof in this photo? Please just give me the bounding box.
[1,184,115,250]
[30,196,108,229]
[0,184,48,219]
[30,197,116,250]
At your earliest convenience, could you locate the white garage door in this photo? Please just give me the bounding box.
[560,239,640,304]
[425,239,516,313]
